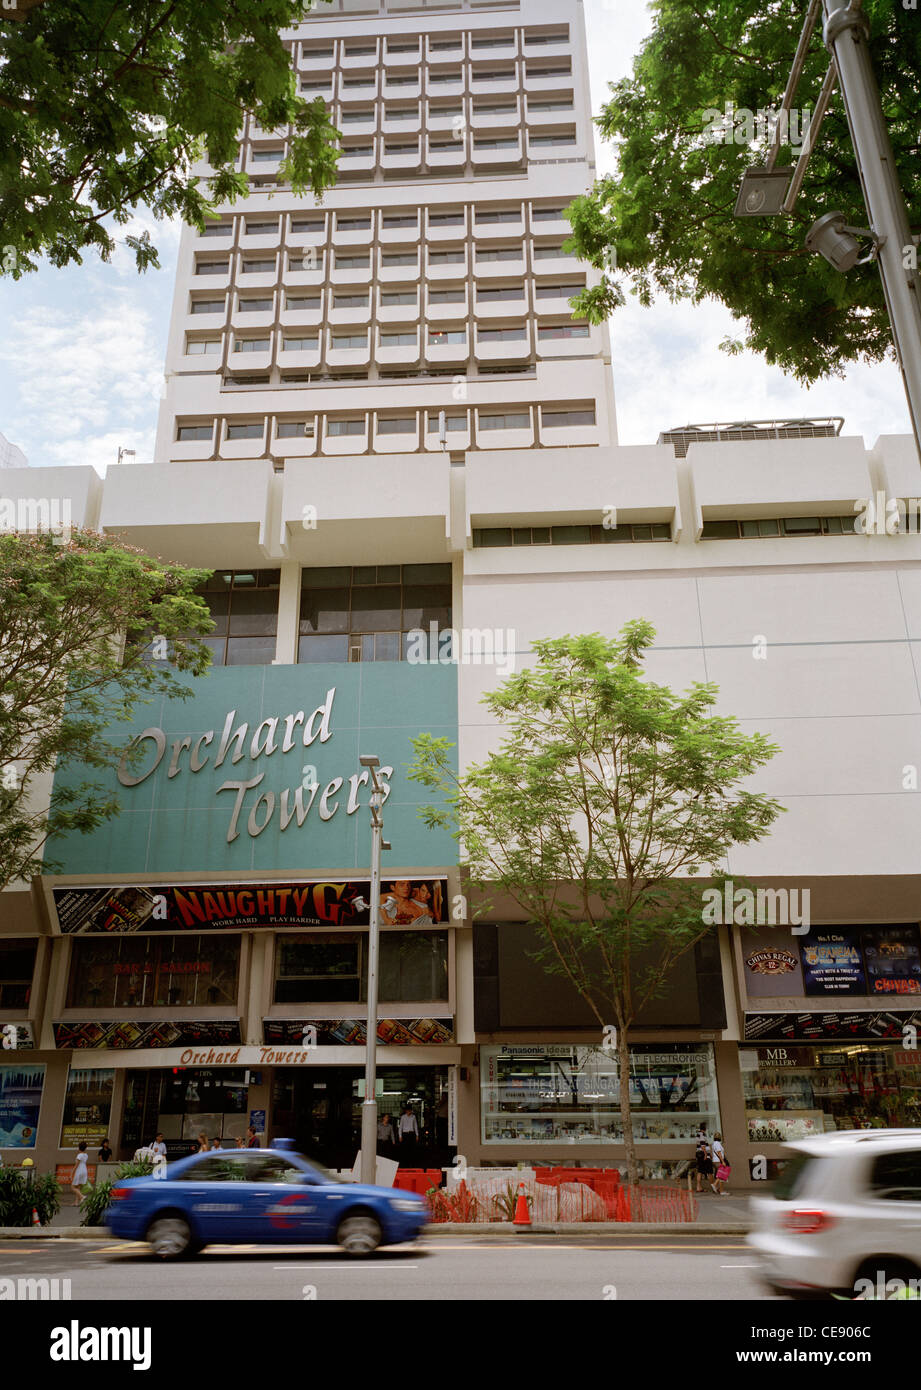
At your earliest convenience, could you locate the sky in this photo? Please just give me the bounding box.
[0,0,910,473]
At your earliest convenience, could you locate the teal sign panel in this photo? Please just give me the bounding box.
[46,663,458,875]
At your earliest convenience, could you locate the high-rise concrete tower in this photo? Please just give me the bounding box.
[153,0,617,467]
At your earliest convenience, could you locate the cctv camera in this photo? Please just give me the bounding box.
[805,211,876,273]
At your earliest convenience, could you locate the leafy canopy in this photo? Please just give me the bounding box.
[0,528,214,891]
[564,0,920,381]
[0,0,340,276]
[410,624,783,1026]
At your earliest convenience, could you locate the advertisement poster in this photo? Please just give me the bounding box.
[262,1017,454,1046]
[52,1020,242,1050]
[862,925,921,997]
[745,1009,921,1041]
[59,1067,114,1148]
[249,1109,266,1135]
[740,927,804,998]
[0,1064,44,1148]
[52,879,449,934]
[801,928,866,996]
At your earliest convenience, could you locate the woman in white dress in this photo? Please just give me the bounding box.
[70,1142,89,1207]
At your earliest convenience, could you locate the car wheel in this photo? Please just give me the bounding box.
[852,1259,920,1300]
[147,1215,195,1260]
[337,1212,382,1255]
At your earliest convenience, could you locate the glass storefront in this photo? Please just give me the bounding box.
[122,1069,249,1156]
[741,1044,921,1140]
[481,1044,720,1145]
[67,934,241,1009]
[273,930,448,1003]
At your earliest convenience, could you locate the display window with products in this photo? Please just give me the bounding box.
[66,934,241,1009]
[480,1044,720,1145]
[60,1067,114,1148]
[740,1044,921,1140]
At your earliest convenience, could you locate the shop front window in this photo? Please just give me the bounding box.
[123,1068,249,1156]
[480,1044,720,1144]
[273,931,448,1003]
[66,935,240,1009]
[741,1045,921,1140]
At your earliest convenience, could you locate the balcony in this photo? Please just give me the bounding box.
[523,67,573,93]
[276,339,322,371]
[474,329,531,362]
[426,291,468,320]
[475,415,534,450]
[377,333,421,366]
[284,253,325,288]
[381,141,423,172]
[280,300,324,329]
[236,258,278,292]
[377,293,420,322]
[331,219,374,248]
[427,140,467,171]
[427,251,468,280]
[270,421,317,461]
[472,136,523,169]
[382,109,422,136]
[379,254,420,283]
[423,414,471,452]
[474,249,526,279]
[536,325,597,357]
[372,420,421,453]
[219,425,268,459]
[338,73,380,100]
[472,214,523,239]
[470,101,519,128]
[335,111,377,139]
[531,245,579,276]
[526,101,576,128]
[229,341,273,373]
[297,45,336,71]
[383,74,423,101]
[469,67,519,95]
[184,306,227,332]
[474,290,527,319]
[232,299,276,330]
[327,336,372,369]
[425,332,469,364]
[192,223,235,249]
[172,429,217,462]
[341,43,379,68]
[192,263,232,290]
[379,218,420,243]
[322,422,370,456]
[425,71,465,100]
[179,341,224,371]
[383,41,421,66]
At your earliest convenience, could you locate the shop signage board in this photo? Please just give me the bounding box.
[49,1044,462,1069]
[249,1109,266,1134]
[44,664,458,875]
[262,1018,454,1045]
[742,924,921,1002]
[801,928,866,996]
[744,1009,921,1041]
[52,1020,243,1050]
[50,878,450,934]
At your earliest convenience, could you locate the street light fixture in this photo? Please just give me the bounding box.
[358,754,391,1186]
[805,211,880,272]
[117,447,136,466]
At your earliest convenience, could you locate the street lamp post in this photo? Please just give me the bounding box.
[358,754,390,1185]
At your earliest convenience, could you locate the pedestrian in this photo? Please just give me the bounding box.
[246,1125,260,1149]
[150,1133,167,1160]
[70,1142,89,1207]
[377,1113,396,1155]
[210,1135,222,1151]
[197,1132,209,1153]
[710,1132,730,1194]
[397,1104,419,1155]
[692,1133,713,1193]
[97,1138,112,1163]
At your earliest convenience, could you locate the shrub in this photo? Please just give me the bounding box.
[0,1168,61,1227]
[80,1159,156,1227]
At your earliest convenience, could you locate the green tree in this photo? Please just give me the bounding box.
[565,0,920,382]
[0,0,340,277]
[0,528,214,892]
[409,624,782,1180]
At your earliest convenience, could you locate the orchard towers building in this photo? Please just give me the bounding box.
[3,0,921,1190]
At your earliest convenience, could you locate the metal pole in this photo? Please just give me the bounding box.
[821,0,921,455]
[359,781,383,1185]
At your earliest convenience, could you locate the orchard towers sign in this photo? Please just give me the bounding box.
[114,687,383,843]
[45,663,458,875]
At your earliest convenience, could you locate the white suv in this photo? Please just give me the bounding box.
[747,1129,921,1298]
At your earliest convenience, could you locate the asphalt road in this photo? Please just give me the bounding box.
[0,1233,778,1301]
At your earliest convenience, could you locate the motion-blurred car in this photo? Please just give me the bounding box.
[105,1142,428,1258]
[747,1129,921,1298]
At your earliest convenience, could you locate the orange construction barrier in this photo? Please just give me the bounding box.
[614,1184,632,1222]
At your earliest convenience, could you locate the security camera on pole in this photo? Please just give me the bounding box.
[358,754,390,1186]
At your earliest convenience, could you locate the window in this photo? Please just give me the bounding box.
[282,336,318,351]
[195,260,228,275]
[190,299,225,314]
[341,144,374,157]
[274,929,448,1002]
[336,254,370,269]
[473,103,517,116]
[342,76,375,88]
[277,420,314,438]
[532,206,567,220]
[426,414,466,433]
[430,38,462,50]
[251,148,283,162]
[477,286,525,302]
[385,142,419,155]
[524,30,569,44]
[241,259,275,274]
[478,411,529,430]
[478,326,527,341]
[331,333,368,349]
[381,290,417,306]
[525,64,572,78]
[334,292,369,307]
[429,70,462,84]
[298,563,452,664]
[429,288,465,304]
[387,41,418,54]
[285,294,321,310]
[474,138,519,150]
[530,133,577,146]
[377,416,416,433]
[869,1152,921,1201]
[429,212,465,226]
[380,332,417,346]
[327,419,366,436]
[542,408,596,426]
[535,281,582,298]
[528,101,573,112]
[245,221,278,235]
[475,209,520,223]
[291,218,324,233]
[429,249,465,264]
[472,69,515,82]
[386,74,418,86]
[471,34,514,47]
[177,424,213,442]
[186,338,221,355]
[476,247,522,262]
[538,324,590,340]
[200,222,232,237]
[382,214,418,229]
[0,940,36,1008]
[382,252,417,266]
[67,935,241,1009]
[344,43,376,56]
[701,516,857,539]
[341,109,374,124]
[226,422,264,439]
[336,217,371,231]
[534,245,572,258]
[472,522,669,547]
[429,329,466,345]
[238,297,273,312]
[233,339,270,352]
[385,107,419,121]
[194,569,280,666]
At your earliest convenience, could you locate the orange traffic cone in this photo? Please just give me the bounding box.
[31,1207,40,1227]
[614,1184,632,1222]
[512,1182,531,1227]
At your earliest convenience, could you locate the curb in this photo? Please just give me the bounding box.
[421,1222,751,1236]
[0,1226,110,1239]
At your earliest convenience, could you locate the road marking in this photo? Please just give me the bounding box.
[275,1264,419,1270]
[720,1263,760,1268]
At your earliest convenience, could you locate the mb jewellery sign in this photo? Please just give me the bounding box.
[115,686,383,844]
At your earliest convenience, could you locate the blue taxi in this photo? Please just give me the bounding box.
[105,1141,428,1258]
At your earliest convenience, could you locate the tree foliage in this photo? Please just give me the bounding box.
[0,0,340,276]
[410,624,783,1175]
[565,0,921,381]
[0,528,214,891]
